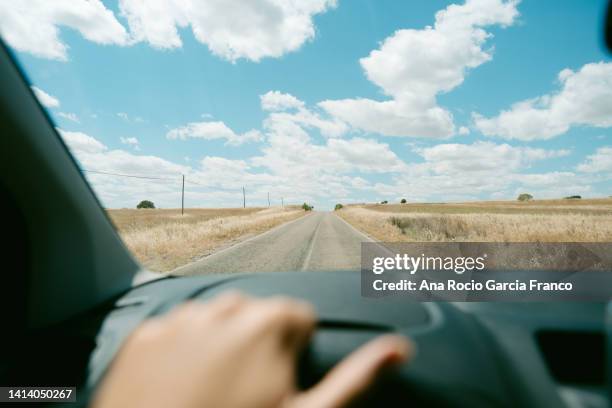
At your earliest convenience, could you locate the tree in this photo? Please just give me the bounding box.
[334,203,343,211]
[381,200,388,204]
[137,200,155,209]
[517,193,533,202]
[400,198,407,204]
[564,195,582,199]
[302,203,313,211]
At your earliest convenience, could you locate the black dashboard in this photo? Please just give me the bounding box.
[83,271,607,407]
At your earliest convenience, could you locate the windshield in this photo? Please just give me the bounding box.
[1,0,611,276]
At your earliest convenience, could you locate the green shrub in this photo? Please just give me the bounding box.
[302,202,313,211]
[381,200,388,204]
[137,200,155,209]
[400,198,407,204]
[334,203,343,211]
[517,193,533,202]
[564,195,582,199]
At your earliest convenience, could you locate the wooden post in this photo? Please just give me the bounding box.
[181,174,185,215]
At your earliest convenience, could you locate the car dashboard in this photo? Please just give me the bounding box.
[73,271,607,408]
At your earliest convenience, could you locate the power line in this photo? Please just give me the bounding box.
[184,178,205,186]
[81,168,281,210]
[82,169,177,181]
[83,169,236,192]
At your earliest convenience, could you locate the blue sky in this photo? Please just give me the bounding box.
[1,0,611,209]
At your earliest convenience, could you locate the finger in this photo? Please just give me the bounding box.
[200,291,250,319]
[237,297,316,350]
[293,335,414,408]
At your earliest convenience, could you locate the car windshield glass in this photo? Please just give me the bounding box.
[2,0,611,278]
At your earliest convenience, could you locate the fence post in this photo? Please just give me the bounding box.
[181,174,185,215]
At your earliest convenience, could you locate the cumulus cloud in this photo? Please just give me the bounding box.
[119,0,337,62]
[120,136,140,150]
[1,0,334,62]
[58,112,80,123]
[58,128,193,207]
[320,0,519,138]
[0,0,129,60]
[31,86,60,108]
[576,146,612,174]
[252,104,407,178]
[166,120,263,146]
[59,129,107,154]
[261,91,348,138]
[474,62,612,140]
[367,141,576,202]
[59,129,185,175]
[260,91,305,111]
[197,156,278,190]
[416,141,569,173]
[117,112,145,123]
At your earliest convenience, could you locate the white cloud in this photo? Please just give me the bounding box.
[474,62,612,140]
[117,112,145,123]
[120,136,139,146]
[1,0,335,62]
[261,91,305,111]
[367,141,577,201]
[261,91,348,138]
[252,106,407,178]
[166,120,263,146]
[58,112,80,123]
[320,0,519,138]
[58,129,107,154]
[59,128,185,175]
[320,98,456,138]
[58,129,192,207]
[120,136,140,150]
[196,156,278,190]
[416,141,569,174]
[576,147,612,174]
[31,86,60,108]
[119,0,337,62]
[0,0,129,60]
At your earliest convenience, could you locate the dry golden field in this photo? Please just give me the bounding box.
[107,207,305,272]
[337,199,612,242]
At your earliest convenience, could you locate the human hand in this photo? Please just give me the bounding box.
[92,292,413,408]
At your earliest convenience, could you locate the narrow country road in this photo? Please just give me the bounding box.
[176,212,372,275]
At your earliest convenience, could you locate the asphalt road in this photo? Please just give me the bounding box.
[176,212,372,275]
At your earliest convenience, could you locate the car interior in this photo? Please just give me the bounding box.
[0,3,611,408]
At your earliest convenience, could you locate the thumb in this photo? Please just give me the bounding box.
[291,335,414,408]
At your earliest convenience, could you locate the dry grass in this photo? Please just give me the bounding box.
[337,199,612,242]
[364,198,612,215]
[109,207,264,233]
[107,207,305,272]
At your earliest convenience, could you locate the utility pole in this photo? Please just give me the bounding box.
[181,174,185,215]
[281,197,284,208]
[243,186,246,208]
[267,192,270,207]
